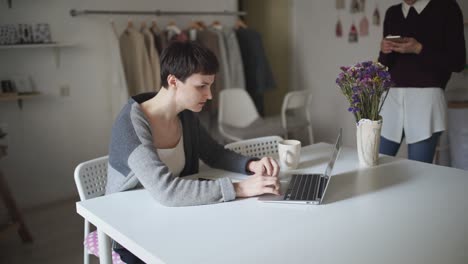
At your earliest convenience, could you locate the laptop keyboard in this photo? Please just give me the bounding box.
[284,174,322,201]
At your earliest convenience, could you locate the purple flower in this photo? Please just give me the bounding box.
[348,107,360,113]
[337,60,393,121]
[361,61,372,68]
[352,94,360,104]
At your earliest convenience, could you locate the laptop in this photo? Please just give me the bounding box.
[259,129,342,205]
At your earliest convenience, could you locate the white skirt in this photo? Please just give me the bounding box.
[380,88,447,144]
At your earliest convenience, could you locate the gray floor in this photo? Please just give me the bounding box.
[0,198,99,264]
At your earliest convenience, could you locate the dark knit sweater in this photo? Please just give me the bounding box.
[378,0,466,89]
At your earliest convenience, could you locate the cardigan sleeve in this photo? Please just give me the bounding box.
[128,144,236,206]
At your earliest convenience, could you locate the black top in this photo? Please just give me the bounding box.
[378,0,466,89]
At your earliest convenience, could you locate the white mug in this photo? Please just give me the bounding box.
[278,140,301,170]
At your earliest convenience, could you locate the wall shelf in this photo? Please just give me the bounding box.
[0,43,75,68]
[0,43,74,49]
[448,101,468,109]
[0,92,40,109]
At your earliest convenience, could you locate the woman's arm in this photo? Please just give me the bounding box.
[129,144,237,206]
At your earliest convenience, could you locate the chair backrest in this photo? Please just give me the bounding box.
[74,156,109,201]
[281,90,312,118]
[281,90,314,143]
[218,89,260,128]
[224,136,283,157]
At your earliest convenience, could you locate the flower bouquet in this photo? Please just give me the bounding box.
[336,61,393,167]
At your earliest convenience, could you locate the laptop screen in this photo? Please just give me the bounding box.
[319,129,342,203]
[324,129,342,178]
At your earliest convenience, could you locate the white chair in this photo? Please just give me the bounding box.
[218,89,286,142]
[225,136,283,157]
[74,156,123,264]
[281,90,314,144]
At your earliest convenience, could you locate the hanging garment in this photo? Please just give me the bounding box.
[222,28,246,89]
[196,29,223,116]
[119,28,153,96]
[151,26,168,55]
[235,28,276,94]
[165,24,189,43]
[141,27,161,91]
[359,16,369,36]
[209,27,230,90]
[236,28,276,115]
[108,23,129,120]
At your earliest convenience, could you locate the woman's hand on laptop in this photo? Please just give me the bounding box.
[233,173,280,197]
[247,157,279,177]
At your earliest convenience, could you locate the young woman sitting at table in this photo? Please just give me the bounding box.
[106,40,281,263]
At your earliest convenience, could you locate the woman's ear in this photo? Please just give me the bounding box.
[167,74,177,88]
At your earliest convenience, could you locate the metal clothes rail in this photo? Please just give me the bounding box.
[70,9,246,17]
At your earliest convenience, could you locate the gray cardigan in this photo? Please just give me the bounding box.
[106,93,254,206]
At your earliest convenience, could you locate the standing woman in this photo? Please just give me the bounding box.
[106,41,280,263]
[378,0,466,163]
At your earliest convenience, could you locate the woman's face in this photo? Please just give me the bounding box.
[176,73,214,112]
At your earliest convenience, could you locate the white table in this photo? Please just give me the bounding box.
[76,143,468,264]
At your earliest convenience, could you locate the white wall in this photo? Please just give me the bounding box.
[292,0,468,147]
[0,0,237,209]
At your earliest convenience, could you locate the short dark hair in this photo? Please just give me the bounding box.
[160,41,219,88]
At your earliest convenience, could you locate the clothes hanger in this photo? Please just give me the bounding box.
[235,19,247,29]
[166,20,181,34]
[187,20,200,41]
[141,21,147,30]
[151,20,161,32]
[188,20,202,30]
[196,20,207,29]
[124,19,134,33]
[211,20,223,30]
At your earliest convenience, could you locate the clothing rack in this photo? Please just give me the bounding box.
[70,9,246,17]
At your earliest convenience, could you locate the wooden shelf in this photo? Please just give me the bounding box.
[0,43,74,49]
[448,101,468,109]
[0,92,40,102]
[0,92,40,109]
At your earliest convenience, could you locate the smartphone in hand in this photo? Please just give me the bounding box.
[385,35,406,43]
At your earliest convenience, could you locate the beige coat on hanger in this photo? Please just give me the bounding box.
[119,27,153,95]
[141,27,161,91]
